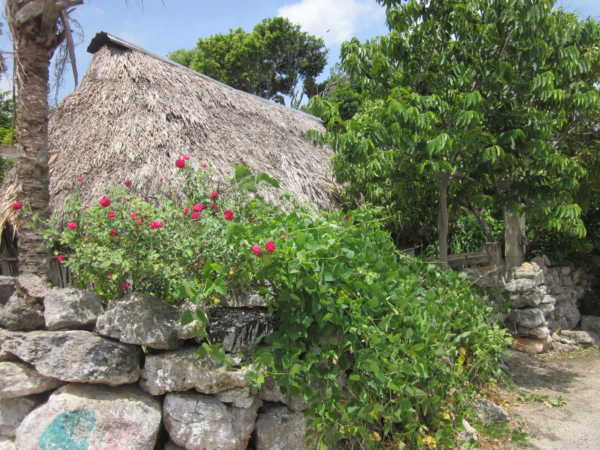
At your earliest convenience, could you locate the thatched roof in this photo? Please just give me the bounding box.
[1,31,336,230]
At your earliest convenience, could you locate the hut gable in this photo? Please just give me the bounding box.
[45,31,336,220]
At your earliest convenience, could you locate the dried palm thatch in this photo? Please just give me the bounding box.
[0,31,337,233]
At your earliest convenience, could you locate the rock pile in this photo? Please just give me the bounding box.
[0,275,308,450]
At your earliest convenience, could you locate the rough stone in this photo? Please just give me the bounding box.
[176,301,203,341]
[0,294,44,331]
[217,387,257,409]
[208,307,273,353]
[96,292,181,349]
[510,288,544,308]
[163,392,260,450]
[513,263,542,280]
[0,397,43,438]
[0,277,15,303]
[44,288,103,330]
[505,278,538,293]
[458,419,479,446]
[507,308,545,329]
[140,347,250,396]
[0,362,63,399]
[559,330,600,346]
[255,405,309,450]
[225,290,268,308]
[472,398,509,423]
[15,384,161,450]
[554,301,581,330]
[511,337,546,354]
[14,275,48,301]
[517,326,550,340]
[0,351,16,363]
[165,442,185,450]
[1,330,141,385]
[551,341,578,353]
[258,377,308,412]
[581,315,600,335]
[0,437,15,450]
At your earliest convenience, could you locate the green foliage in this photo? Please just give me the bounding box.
[0,91,15,183]
[49,162,509,448]
[170,17,327,107]
[312,0,600,256]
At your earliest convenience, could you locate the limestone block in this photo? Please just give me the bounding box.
[15,385,161,450]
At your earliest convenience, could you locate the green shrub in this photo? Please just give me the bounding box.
[45,158,509,449]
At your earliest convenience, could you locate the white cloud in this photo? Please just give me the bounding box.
[278,0,385,46]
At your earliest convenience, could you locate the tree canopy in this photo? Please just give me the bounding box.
[311,0,600,261]
[170,17,328,107]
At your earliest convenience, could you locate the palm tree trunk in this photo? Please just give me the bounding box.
[438,172,450,267]
[6,0,68,275]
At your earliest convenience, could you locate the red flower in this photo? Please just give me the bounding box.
[264,241,276,253]
[190,212,201,220]
[123,180,132,188]
[11,201,23,210]
[149,221,164,229]
[99,197,111,208]
[210,191,219,201]
[66,222,78,230]
[76,176,85,182]
[130,212,138,219]
[182,154,190,161]
[192,203,205,212]
[183,207,190,215]
[224,209,234,221]
[210,203,218,210]
[135,218,144,226]
[82,205,91,209]
[251,245,263,257]
[57,255,65,263]
[109,229,118,237]
[202,163,209,168]
[175,159,186,169]
[122,282,131,290]
[160,178,165,182]
[107,211,116,219]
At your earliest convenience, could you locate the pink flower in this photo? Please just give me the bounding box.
[192,203,205,212]
[123,180,132,188]
[210,191,219,201]
[130,212,138,219]
[76,176,85,182]
[183,207,190,215]
[224,209,234,221]
[190,212,201,220]
[251,245,263,257]
[99,197,111,208]
[210,203,218,210]
[264,241,276,253]
[82,205,90,209]
[66,222,78,230]
[202,163,209,168]
[57,255,65,263]
[182,154,190,161]
[11,201,22,210]
[160,178,165,182]
[149,221,164,229]
[122,282,131,290]
[109,229,118,237]
[175,159,186,169]
[135,218,144,226]
[107,211,116,219]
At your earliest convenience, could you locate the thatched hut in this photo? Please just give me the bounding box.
[0,32,337,275]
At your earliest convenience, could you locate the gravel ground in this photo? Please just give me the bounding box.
[501,347,600,450]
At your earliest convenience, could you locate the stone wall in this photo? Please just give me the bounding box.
[467,255,597,353]
[0,275,307,450]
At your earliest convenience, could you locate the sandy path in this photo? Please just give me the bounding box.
[501,348,600,450]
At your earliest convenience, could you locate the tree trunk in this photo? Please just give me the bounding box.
[6,0,66,276]
[438,172,450,266]
[504,209,526,270]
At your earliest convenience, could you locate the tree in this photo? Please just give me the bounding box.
[170,17,327,107]
[5,0,82,275]
[313,0,600,266]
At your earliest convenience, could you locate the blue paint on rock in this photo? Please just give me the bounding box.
[39,409,96,450]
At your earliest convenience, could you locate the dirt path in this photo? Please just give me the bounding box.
[499,347,600,450]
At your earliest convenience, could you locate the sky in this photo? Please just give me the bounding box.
[0,0,599,102]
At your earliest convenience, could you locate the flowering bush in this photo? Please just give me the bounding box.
[44,158,509,449]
